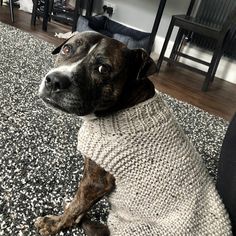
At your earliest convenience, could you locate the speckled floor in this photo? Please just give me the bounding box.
[0,22,229,236]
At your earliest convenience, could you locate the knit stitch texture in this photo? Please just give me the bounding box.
[77,93,232,236]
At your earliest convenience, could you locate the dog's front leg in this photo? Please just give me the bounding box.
[35,157,115,236]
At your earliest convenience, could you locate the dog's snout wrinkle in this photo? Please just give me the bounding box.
[45,72,71,92]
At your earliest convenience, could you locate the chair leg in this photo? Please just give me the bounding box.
[202,44,224,91]
[48,0,54,22]
[9,0,14,22]
[169,29,185,63]
[0,0,3,6]
[210,51,223,83]
[31,0,38,26]
[156,18,175,73]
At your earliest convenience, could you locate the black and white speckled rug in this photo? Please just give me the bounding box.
[0,22,229,236]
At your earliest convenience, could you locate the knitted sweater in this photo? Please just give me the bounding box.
[77,93,232,236]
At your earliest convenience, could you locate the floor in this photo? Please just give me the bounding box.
[0,6,236,121]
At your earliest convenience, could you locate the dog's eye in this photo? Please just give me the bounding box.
[61,45,72,55]
[98,65,111,75]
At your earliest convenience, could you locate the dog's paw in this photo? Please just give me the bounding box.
[34,215,62,236]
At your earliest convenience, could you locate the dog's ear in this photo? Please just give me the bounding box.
[133,49,157,80]
[52,33,78,55]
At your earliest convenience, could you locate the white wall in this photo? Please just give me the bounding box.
[109,0,189,39]
[106,0,236,84]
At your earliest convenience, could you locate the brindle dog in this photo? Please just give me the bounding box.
[35,31,157,236]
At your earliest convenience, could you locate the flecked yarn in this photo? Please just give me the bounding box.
[77,93,232,236]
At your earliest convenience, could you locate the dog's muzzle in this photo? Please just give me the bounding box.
[38,72,73,113]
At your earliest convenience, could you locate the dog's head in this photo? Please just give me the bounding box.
[39,31,156,117]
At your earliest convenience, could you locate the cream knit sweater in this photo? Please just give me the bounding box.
[77,93,232,236]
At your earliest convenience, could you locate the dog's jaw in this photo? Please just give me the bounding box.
[40,97,70,114]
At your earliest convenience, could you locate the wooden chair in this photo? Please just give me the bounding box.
[156,0,236,91]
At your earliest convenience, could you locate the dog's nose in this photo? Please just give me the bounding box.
[45,73,71,92]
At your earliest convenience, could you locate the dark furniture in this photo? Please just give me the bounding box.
[147,0,167,54]
[156,0,236,91]
[30,0,171,54]
[31,0,52,31]
[31,0,82,31]
[0,0,14,22]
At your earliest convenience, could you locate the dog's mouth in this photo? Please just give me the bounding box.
[41,97,69,113]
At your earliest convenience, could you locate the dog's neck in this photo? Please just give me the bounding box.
[95,78,155,117]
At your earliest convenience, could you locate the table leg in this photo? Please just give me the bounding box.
[147,0,167,54]
[42,0,50,31]
[72,0,80,32]
[9,0,14,22]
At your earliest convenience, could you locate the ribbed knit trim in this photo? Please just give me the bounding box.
[85,93,171,135]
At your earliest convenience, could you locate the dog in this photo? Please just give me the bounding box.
[35,31,231,236]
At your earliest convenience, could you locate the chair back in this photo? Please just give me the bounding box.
[189,0,236,58]
[222,7,236,32]
[195,0,236,29]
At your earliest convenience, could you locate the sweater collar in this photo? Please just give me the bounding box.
[83,93,170,135]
